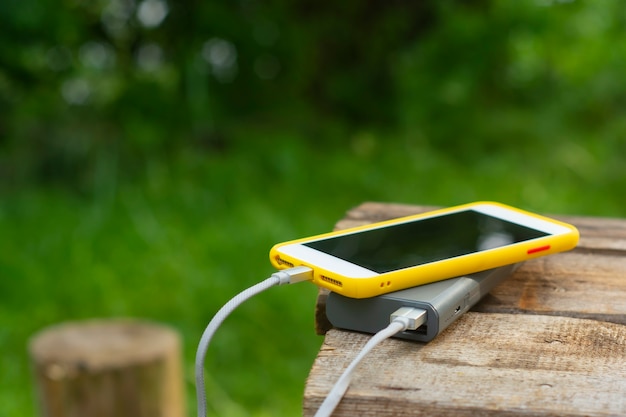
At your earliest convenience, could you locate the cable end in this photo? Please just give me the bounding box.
[390,307,427,331]
[271,266,314,285]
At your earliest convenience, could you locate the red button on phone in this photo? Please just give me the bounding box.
[527,245,551,255]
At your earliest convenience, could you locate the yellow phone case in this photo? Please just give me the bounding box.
[270,202,579,298]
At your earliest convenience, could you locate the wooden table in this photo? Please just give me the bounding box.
[304,202,626,417]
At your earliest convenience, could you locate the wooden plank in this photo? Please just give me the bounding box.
[475,251,626,324]
[315,203,626,334]
[305,313,626,417]
[306,202,626,416]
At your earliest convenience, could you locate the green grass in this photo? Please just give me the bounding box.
[1,128,625,416]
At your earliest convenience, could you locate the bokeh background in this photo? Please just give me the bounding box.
[2,0,626,415]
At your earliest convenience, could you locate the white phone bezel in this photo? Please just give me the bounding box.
[470,203,572,235]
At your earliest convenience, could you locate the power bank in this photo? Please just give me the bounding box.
[326,264,518,342]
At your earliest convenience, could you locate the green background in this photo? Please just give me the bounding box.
[1,0,625,415]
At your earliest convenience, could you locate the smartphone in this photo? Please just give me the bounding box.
[269,202,579,298]
[326,265,517,342]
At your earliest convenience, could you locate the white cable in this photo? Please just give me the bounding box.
[313,320,405,417]
[314,307,427,417]
[195,266,312,417]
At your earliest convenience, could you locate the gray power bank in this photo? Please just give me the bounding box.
[326,264,517,342]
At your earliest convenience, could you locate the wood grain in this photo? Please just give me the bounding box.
[306,202,626,416]
[305,314,626,417]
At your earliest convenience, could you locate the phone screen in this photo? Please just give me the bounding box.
[303,209,548,273]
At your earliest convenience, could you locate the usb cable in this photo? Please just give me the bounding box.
[195,266,313,417]
[314,306,427,417]
[194,267,426,417]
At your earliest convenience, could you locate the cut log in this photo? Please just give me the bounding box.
[29,319,185,417]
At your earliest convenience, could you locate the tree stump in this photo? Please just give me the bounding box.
[28,319,185,417]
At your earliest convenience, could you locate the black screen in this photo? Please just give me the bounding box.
[304,210,548,273]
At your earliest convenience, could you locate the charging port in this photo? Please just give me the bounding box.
[405,325,428,336]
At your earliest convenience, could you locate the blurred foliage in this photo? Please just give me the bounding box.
[2,0,626,194]
[0,0,435,193]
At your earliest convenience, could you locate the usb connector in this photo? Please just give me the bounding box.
[390,306,427,331]
[271,265,314,285]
